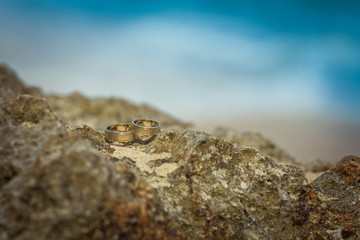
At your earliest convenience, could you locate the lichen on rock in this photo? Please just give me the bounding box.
[213,127,300,165]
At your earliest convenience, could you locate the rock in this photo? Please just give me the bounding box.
[213,127,300,165]
[1,64,359,239]
[46,93,192,131]
[138,129,307,239]
[0,65,184,240]
[0,64,42,98]
[297,155,360,239]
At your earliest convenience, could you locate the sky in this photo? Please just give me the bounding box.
[0,0,359,123]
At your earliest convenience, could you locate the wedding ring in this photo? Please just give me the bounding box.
[131,119,160,136]
[105,123,135,143]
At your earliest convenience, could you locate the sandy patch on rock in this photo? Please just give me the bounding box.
[111,145,177,187]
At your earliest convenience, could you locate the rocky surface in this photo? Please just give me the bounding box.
[46,93,191,131]
[213,127,301,166]
[300,155,360,239]
[1,64,359,239]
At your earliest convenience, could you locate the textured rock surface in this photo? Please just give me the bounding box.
[1,64,360,240]
[299,155,360,239]
[46,93,191,131]
[138,130,306,239]
[213,127,300,165]
[0,65,184,240]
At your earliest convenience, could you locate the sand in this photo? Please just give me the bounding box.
[111,145,177,187]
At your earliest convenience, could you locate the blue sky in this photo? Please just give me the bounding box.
[0,0,359,122]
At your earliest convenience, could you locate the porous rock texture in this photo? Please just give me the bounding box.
[46,93,191,131]
[213,127,300,165]
[0,64,359,240]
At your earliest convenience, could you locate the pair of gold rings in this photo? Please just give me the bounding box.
[105,119,160,143]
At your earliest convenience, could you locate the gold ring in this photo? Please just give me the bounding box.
[105,123,135,143]
[131,119,160,136]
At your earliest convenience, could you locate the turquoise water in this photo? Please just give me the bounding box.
[1,0,359,122]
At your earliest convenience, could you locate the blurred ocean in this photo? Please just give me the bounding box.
[1,0,359,162]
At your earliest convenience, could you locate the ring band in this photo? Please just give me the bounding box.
[131,119,161,136]
[105,123,135,143]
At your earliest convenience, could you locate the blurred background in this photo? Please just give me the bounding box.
[1,0,359,163]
